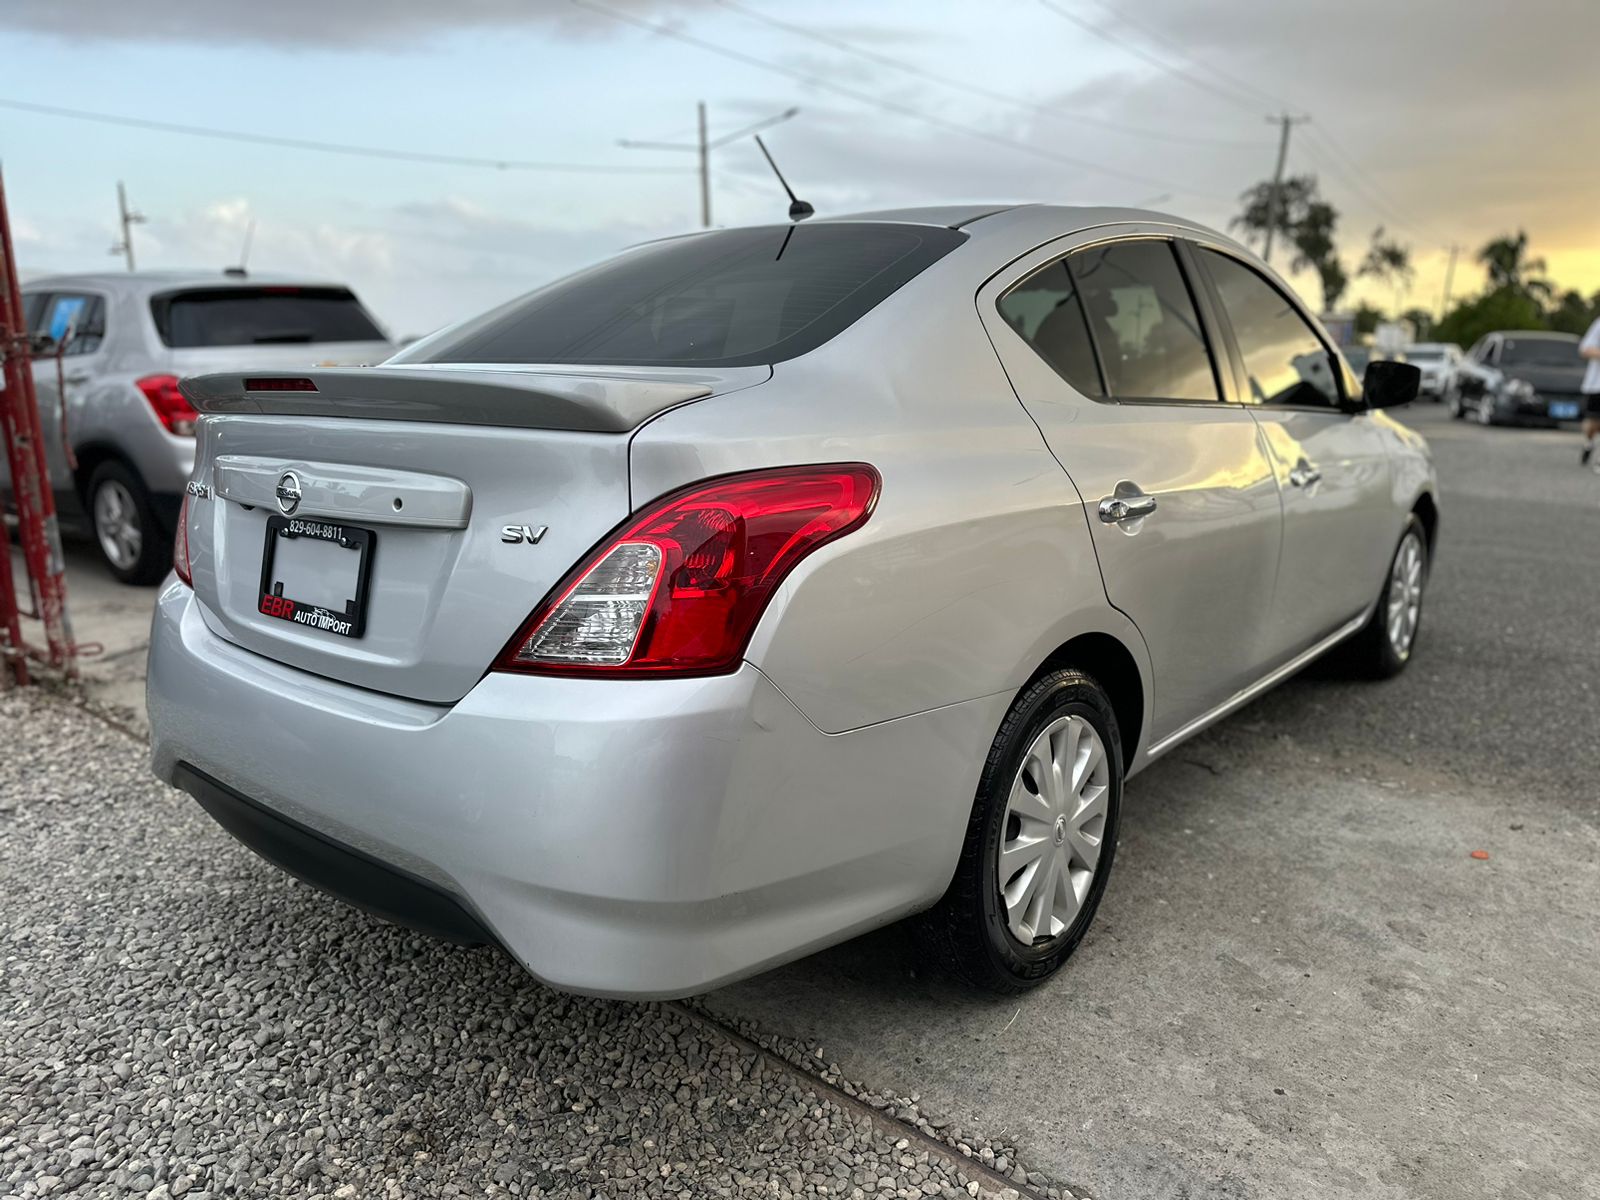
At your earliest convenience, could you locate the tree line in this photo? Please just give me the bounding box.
[1232,174,1599,347]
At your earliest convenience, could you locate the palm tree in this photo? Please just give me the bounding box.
[1357,227,1414,313]
[1478,231,1552,300]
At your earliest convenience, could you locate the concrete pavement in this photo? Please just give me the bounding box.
[9,402,1599,1198]
[708,404,1600,1198]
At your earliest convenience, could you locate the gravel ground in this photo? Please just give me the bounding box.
[0,690,1060,1200]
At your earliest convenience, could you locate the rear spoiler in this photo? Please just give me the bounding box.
[178,365,725,433]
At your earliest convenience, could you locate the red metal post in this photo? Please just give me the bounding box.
[0,481,24,687]
[0,165,77,679]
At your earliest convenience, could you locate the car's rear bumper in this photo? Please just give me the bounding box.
[174,762,496,944]
[147,582,998,998]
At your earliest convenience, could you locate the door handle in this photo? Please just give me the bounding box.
[1098,488,1158,524]
[1288,458,1322,488]
[64,371,91,385]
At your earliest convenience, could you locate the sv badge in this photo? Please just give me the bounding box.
[500,524,548,545]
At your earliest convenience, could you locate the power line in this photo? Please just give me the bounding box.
[713,0,1258,150]
[0,97,693,175]
[1034,0,1264,115]
[1032,3,1452,249]
[620,102,799,226]
[1083,2,1292,113]
[570,0,1226,198]
[1300,123,1451,247]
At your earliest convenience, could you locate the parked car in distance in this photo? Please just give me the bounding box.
[1342,344,1373,377]
[1450,330,1586,426]
[147,205,1434,999]
[6,272,393,583]
[1403,342,1463,401]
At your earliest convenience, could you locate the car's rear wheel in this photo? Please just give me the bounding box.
[87,460,168,585]
[1342,515,1428,679]
[918,668,1122,993]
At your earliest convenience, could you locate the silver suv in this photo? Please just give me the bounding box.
[9,272,392,582]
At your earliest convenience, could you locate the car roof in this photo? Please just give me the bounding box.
[20,270,358,297]
[1493,329,1579,340]
[820,202,1228,235]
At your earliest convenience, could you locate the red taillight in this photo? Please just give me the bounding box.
[173,493,193,586]
[493,464,880,677]
[136,374,200,436]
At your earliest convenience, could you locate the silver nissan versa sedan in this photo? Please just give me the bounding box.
[146,205,1435,998]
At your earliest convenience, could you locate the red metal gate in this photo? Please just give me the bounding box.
[0,166,77,686]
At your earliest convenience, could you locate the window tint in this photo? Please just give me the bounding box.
[150,287,384,349]
[40,294,106,356]
[21,292,47,334]
[997,260,1104,396]
[1200,249,1339,408]
[406,223,966,368]
[1064,240,1218,402]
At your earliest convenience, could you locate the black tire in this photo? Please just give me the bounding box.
[1340,514,1429,680]
[86,460,169,585]
[918,668,1123,994]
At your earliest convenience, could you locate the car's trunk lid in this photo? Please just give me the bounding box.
[181,363,768,702]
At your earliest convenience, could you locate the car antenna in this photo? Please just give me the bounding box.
[754,135,814,223]
[224,218,256,278]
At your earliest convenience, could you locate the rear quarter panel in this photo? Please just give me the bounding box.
[627,261,1145,736]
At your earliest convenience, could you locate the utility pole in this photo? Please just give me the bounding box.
[1439,243,1461,318]
[620,104,800,229]
[1261,113,1309,266]
[111,181,145,272]
[696,102,711,229]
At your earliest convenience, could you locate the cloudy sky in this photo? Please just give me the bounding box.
[2,0,1595,337]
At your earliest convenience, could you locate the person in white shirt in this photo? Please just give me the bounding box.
[1582,314,1600,468]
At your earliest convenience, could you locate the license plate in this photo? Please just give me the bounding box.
[1549,400,1580,420]
[258,515,375,639]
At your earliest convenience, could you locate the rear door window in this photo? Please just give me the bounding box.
[997,261,1105,397]
[21,292,47,334]
[150,287,385,348]
[39,293,107,356]
[405,222,966,367]
[1065,240,1220,402]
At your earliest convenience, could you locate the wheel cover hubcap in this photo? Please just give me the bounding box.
[94,479,142,570]
[998,714,1110,944]
[1386,531,1425,659]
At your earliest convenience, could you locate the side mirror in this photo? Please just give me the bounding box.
[1362,359,1421,410]
[27,332,57,357]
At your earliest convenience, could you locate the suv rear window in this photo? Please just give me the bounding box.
[150,287,384,348]
[404,222,967,368]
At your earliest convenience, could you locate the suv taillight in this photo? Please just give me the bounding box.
[493,464,880,678]
[173,493,193,586]
[136,374,199,436]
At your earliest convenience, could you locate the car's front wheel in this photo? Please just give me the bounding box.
[87,460,169,585]
[919,668,1123,993]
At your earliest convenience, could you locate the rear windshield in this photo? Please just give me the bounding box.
[1501,337,1580,367]
[150,286,385,348]
[403,222,967,367]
